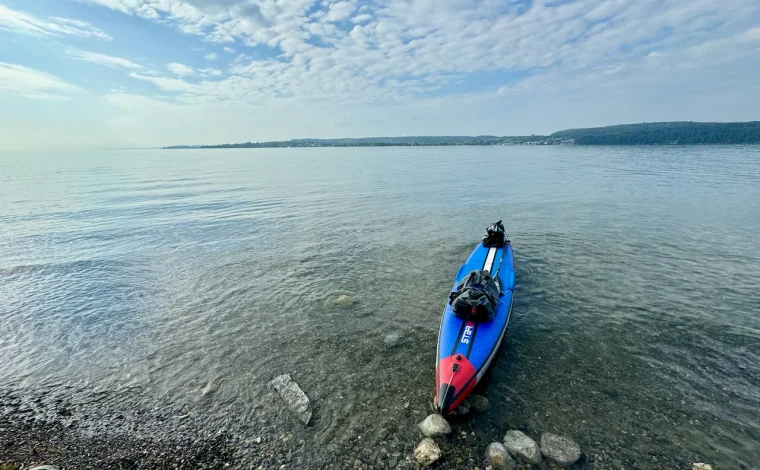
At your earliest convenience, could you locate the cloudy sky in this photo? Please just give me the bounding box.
[1,0,759,150]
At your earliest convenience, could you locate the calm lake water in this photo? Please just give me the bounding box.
[1,146,759,468]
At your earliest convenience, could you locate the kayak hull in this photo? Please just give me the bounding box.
[435,241,514,414]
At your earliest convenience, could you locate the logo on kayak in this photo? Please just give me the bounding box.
[461,324,474,344]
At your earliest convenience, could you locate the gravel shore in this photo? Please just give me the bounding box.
[1,382,705,470]
[0,382,509,470]
[0,384,234,470]
[0,415,232,470]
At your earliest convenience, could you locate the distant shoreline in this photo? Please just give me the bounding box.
[164,141,760,149]
[164,121,760,149]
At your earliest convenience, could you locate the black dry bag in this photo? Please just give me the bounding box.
[482,220,507,248]
[448,269,501,322]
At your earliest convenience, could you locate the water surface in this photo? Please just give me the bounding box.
[1,146,759,468]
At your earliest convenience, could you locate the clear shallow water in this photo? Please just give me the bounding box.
[1,146,759,468]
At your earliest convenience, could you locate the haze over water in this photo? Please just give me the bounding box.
[1,146,759,468]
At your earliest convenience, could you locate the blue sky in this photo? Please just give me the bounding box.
[1,0,759,150]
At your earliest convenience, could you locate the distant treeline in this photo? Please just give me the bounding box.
[549,121,760,145]
[165,135,549,149]
[164,121,760,149]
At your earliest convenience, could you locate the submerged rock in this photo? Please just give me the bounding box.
[324,293,359,309]
[540,433,581,466]
[447,398,473,416]
[503,430,541,465]
[418,413,452,437]
[269,374,312,425]
[468,394,489,412]
[414,438,441,466]
[384,333,400,347]
[336,294,353,306]
[201,377,223,396]
[692,464,713,470]
[485,442,516,470]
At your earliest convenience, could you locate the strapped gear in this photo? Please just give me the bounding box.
[448,270,501,322]
[482,220,507,248]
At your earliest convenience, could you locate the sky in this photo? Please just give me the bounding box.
[0,0,759,150]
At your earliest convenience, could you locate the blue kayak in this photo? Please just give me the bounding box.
[435,229,515,414]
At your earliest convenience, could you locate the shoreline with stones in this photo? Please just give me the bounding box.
[1,373,717,470]
[413,411,715,470]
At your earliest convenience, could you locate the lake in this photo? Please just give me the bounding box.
[1,146,759,469]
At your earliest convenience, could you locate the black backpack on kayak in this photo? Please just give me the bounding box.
[448,270,501,321]
[482,220,507,247]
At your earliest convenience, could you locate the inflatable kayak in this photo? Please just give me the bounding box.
[435,221,515,414]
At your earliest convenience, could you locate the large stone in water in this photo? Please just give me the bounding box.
[335,294,353,306]
[503,430,541,465]
[269,374,312,425]
[485,442,516,470]
[692,464,713,470]
[540,433,581,467]
[414,438,441,466]
[418,413,452,437]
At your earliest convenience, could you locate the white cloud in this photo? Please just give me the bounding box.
[323,1,356,22]
[5,0,760,150]
[199,68,223,77]
[0,62,81,100]
[167,62,195,76]
[130,72,198,92]
[74,0,760,106]
[66,50,143,69]
[0,4,111,40]
[351,13,372,23]
[204,52,218,60]
[741,26,760,41]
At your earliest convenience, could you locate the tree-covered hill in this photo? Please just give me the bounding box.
[549,121,760,145]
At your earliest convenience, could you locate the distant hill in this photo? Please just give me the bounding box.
[550,121,760,145]
[290,135,499,145]
[165,135,552,149]
[164,121,760,149]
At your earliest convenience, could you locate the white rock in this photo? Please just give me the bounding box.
[540,433,581,467]
[485,442,516,470]
[269,374,312,425]
[692,464,713,470]
[503,430,541,465]
[30,467,61,470]
[414,438,441,466]
[418,413,452,437]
